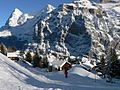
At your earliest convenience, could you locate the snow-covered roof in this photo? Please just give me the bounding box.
[7,52,19,57]
[50,60,70,69]
[60,61,71,68]
[47,53,71,68]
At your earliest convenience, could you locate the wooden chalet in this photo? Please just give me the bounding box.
[48,60,71,71]
[7,52,19,61]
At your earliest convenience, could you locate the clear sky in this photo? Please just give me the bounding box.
[0,0,72,27]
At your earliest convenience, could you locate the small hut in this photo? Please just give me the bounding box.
[49,60,71,71]
[7,52,19,61]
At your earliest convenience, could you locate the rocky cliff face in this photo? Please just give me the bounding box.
[33,0,120,61]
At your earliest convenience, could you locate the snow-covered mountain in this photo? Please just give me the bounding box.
[5,8,23,27]
[33,0,120,60]
[5,8,34,27]
[0,5,55,49]
[0,0,120,59]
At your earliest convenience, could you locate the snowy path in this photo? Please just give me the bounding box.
[0,53,120,90]
[0,53,68,90]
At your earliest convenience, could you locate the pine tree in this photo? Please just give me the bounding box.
[32,53,41,67]
[101,55,105,67]
[42,55,48,68]
[110,48,118,63]
[100,55,106,77]
[105,47,118,81]
[110,48,118,77]
[8,46,17,52]
[25,52,32,63]
[0,43,7,55]
[19,50,25,59]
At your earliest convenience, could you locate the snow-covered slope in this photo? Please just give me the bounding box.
[0,53,120,90]
[0,30,11,37]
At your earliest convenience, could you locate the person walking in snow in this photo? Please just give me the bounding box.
[64,67,68,78]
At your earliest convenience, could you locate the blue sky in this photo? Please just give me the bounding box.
[0,0,72,27]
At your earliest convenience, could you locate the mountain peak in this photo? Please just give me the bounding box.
[11,8,23,17]
[5,8,23,27]
[42,4,55,13]
[12,8,22,14]
[14,8,22,13]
